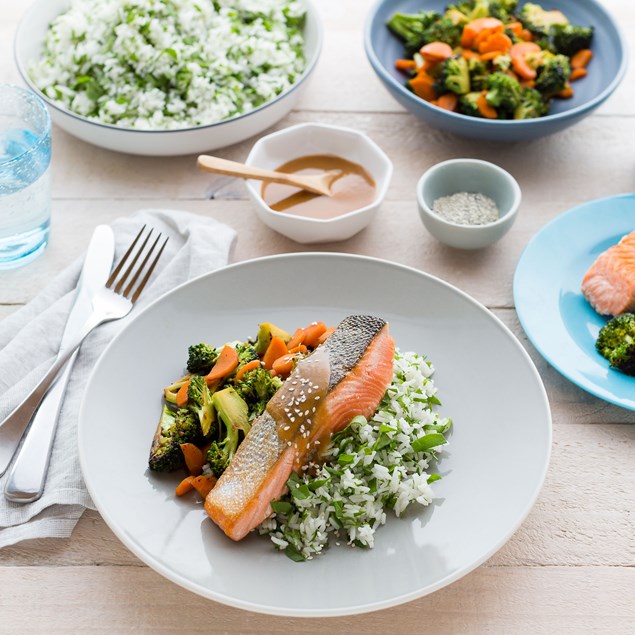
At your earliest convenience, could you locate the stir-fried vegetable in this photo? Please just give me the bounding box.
[388,1,593,118]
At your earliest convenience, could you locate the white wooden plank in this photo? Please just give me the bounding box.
[0,565,631,633]
[31,111,635,204]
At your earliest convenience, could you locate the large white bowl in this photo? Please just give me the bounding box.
[243,123,393,243]
[14,0,322,156]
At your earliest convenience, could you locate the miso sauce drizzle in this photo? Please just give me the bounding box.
[261,154,376,219]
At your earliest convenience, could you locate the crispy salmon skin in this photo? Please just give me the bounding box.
[582,230,635,316]
[205,315,395,541]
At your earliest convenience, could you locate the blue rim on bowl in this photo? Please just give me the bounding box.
[364,0,628,140]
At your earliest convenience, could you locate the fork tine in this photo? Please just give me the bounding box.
[106,224,146,288]
[122,232,162,298]
[114,228,153,294]
[130,236,169,304]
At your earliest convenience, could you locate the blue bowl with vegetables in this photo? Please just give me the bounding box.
[364,0,627,140]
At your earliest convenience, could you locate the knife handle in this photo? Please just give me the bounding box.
[4,351,77,503]
[0,312,102,478]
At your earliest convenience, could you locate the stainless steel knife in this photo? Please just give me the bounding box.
[4,225,115,502]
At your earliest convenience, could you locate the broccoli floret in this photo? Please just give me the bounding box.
[489,0,519,22]
[234,366,283,419]
[535,53,570,96]
[458,91,482,117]
[386,11,440,56]
[436,55,470,95]
[207,426,238,476]
[519,2,568,36]
[492,53,512,73]
[206,423,239,477]
[552,24,593,57]
[443,7,469,27]
[187,375,215,436]
[485,71,522,114]
[468,57,488,91]
[186,343,218,375]
[448,1,489,22]
[514,87,549,119]
[148,406,201,472]
[596,313,635,376]
[422,17,462,48]
[235,342,259,367]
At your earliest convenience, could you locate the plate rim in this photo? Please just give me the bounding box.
[513,193,635,411]
[79,252,552,617]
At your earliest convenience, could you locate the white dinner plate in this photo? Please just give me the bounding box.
[79,253,551,617]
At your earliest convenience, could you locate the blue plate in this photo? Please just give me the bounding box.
[364,0,628,141]
[514,194,635,410]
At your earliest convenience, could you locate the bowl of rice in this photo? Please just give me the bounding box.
[15,0,322,156]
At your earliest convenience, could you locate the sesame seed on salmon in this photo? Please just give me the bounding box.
[581,230,635,316]
[204,315,395,541]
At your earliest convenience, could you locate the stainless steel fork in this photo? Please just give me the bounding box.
[0,226,168,478]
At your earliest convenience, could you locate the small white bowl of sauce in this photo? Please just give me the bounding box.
[244,123,393,243]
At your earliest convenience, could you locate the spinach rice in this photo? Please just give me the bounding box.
[30,0,306,130]
[259,349,452,561]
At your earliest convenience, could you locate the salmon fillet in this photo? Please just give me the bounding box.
[205,315,395,541]
[582,230,635,316]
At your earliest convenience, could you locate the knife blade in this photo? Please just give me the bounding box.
[3,225,115,501]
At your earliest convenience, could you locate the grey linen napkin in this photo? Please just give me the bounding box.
[0,208,235,548]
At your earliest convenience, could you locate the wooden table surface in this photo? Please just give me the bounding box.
[1,0,634,632]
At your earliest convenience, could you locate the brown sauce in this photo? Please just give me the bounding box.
[261,154,376,219]
[267,347,330,446]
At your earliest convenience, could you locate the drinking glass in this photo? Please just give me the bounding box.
[0,84,51,269]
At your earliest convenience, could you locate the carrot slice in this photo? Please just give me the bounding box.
[191,474,217,498]
[302,322,328,348]
[519,29,534,42]
[461,49,481,60]
[409,72,437,101]
[272,353,298,377]
[461,17,504,48]
[480,50,505,61]
[175,381,191,407]
[556,85,574,99]
[235,359,261,381]
[477,92,498,119]
[510,42,541,58]
[520,79,536,88]
[286,328,305,351]
[506,21,523,35]
[479,33,512,54]
[317,327,336,345]
[180,443,204,476]
[570,68,588,81]
[571,49,593,70]
[288,344,308,354]
[436,92,458,111]
[175,476,194,496]
[262,336,288,370]
[205,345,239,383]
[510,47,540,79]
[420,42,453,62]
[395,58,417,72]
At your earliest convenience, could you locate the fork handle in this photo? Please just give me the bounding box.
[4,352,77,503]
[0,313,103,478]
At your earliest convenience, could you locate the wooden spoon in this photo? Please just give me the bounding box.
[197,155,341,197]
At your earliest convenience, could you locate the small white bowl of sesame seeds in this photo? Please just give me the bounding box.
[416,159,521,250]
